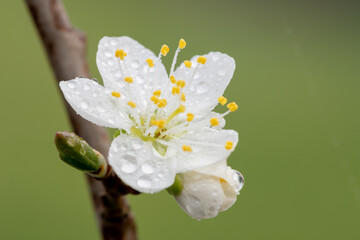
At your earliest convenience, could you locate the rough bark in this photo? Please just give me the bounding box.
[24,0,138,239]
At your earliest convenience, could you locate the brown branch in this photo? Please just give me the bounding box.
[24,0,138,239]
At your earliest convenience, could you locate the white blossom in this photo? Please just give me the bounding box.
[60,36,240,194]
[175,160,244,220]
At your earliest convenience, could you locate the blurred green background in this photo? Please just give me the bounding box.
[1,0,359,239]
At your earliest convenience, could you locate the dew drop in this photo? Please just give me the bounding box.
[110,40,117,46]
[235,171,245,190]
[218,70,226,76]
[107,59,115,66]
[120,143,127,151]
[132,140,143,150]
[185,195,205,219]
[196,82,209,94]
[131,60,140,69]
[137,176,152,188]
[212,55,219,61]
[194,72,200,79]
[68,82,76,89]
[209,207,216,212]
[141,162,155,174]
[104,50,112,57]
[80,101,88,109]
[120,155,137,173]
[96,106,105,113]
[83,84,90,91]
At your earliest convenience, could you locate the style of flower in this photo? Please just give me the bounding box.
[60,36,240,194]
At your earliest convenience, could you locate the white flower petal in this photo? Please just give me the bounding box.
[109,135,176,193]
[172,128,238,173]
[59,78,132,130]
[96,36,169,112]
[174,52,235,114]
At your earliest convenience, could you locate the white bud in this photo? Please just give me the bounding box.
[175,161,244,220]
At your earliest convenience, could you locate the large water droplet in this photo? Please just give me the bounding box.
[235,171,245,191]
[137,176,151,188]
[196,82,209,94]
[120,155,137,173]
[141,162,155,174]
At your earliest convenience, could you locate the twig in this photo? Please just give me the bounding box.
[24,0,138,239]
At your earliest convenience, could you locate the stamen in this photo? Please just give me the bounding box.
[172,86,180,95]
[176,80,186,88]
[161,44,170,56]
[197,56,207,64]
[218,96,228,106]
[115,49,127,60]
[181,93,186,102]
[179,39,186,49]
[170,75,177,84]
[210,118,219,126]
[227,102,238,112]
[150,96,159,104]
[187,113,194,122]
[225,141,233,150]
[184,60,192,68]
[111,91,121,98]
[146,58,154,67]
[179,104,186,113]
[127,101,137,108]
[151,119,166,129]
[157,99,167,108]
[220,178,227,183]
[153,90,161,96]
[124,76,133,83]
[182,145,192,152]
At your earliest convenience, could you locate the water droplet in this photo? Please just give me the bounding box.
[68,82,76,89]
[107,59,114,66]
[96,106,105,113]
[120,143,127,151]
[108,118,115,124]
[80,101,88,109]
[120,155,137,173]
[137,176,151,188]
[83,84,90,91]
[212,55,219,61]
[196,82,209,94]
[131,60,140,69]
[141,162,155,174]
[235,171,245,191]
[194,72,200,79]
[104,50,112,57]
[132,140,143,149]
[158,173,164,178]
[110,40,117,46]
[185,195,205,219]
[218,70,226,76]
[209,207,216,212]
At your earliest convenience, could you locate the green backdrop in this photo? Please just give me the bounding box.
[1,0,359,239]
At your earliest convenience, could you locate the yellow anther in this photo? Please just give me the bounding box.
[210,117,219,126]
[225,141,234,150]
[111,91,121,98]
[151,119,166,129]
[218,96,228,106]
[124,76,133,83]
[184,60,192,68]
[153,90,161,96]
[127,101,137,108]
[176,80,186,88]
[179,39,186,49]
[172,86,180,95]
[197,56,207,64]
[181,93,186,102]
[115,49,127,60]
[227,102,238,112]
[170,75,177,84]
[182,145,192,152]
[161,44,170,56]
[187,113,194,122]
[150,96,159,104]
[179,104,186,113]
[157,99,167,108]
[146,58,154,68]
[220,178,227,183]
